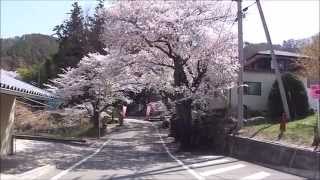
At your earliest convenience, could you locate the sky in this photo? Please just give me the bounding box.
[1,0,319,44]
[241,0,319,44]
[0,0,101,37]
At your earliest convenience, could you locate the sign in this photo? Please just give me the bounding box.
[311,84,320,99]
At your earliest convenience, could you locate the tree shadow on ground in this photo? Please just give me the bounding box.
[0,139,94,174]
[249,124,274,138]
[1,120,235,179]
[56,121,238,179]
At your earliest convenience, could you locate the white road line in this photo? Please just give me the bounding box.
[49,140,111,180]
[197,155,222,159]
[199,164,246,177]
[189,159,230,168]
[151,123,205,180]
[20,165,55,180]
[240,171,271,180]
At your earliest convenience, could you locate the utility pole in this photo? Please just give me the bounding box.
[98,116,101,139]
[38,67,41,87]
[237,0,244,129]
[256,0,291,120]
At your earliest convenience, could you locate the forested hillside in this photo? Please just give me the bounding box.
[0,34,58,70]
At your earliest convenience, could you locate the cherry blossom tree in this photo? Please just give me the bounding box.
[48,53,138,128]
[99,1,239,148]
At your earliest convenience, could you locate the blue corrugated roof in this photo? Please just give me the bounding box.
[0,70,55,100]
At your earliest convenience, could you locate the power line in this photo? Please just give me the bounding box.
[228,1,257,32]
[234,1,257,22]
[243,1,257,13]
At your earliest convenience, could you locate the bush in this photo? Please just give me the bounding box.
[268,73,309,120]
[188,109,230,152]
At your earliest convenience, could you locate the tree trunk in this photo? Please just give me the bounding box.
[175,98,193,150]
[172,57,194,149]
[92,110,100,128]
[173,59,188,87]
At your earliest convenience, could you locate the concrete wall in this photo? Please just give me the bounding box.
[227,136,320,179]
[231,71,276,111]
[0,93,16,156]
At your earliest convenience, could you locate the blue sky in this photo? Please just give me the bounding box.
[1,0,100,38]
[1,0,319,44]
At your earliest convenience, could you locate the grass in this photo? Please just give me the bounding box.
[240,114,318,147]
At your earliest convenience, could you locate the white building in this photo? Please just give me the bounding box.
[230,50,317,113]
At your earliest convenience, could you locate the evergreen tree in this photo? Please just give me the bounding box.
[52,2,88,74]
[88,0,108,55]
[268,73,310,119]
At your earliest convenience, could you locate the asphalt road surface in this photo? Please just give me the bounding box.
[20,118,306,180]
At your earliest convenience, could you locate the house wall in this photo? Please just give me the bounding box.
[231,71,276,111]
[231,72,314,112]
[0,93,16,156]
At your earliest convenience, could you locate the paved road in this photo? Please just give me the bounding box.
[30,119,305,180]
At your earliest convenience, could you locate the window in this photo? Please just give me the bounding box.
[244,82,261,96]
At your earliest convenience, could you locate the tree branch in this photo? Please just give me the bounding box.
[142,35,176,59]
[191,60,208,91]
[99,104,112,113]
[150,61,175,69]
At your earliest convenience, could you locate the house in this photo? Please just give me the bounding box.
[230,50,317,113]
[0,70,55,156]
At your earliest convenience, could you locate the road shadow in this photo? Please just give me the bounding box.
[54,121,239,179]
[0,139,94,175]
[249,124,273,138]
[2,119,239,180]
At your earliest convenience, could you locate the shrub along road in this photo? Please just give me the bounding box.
[2,118,305,180]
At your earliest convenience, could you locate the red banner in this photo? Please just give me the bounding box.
[311,84,320,99]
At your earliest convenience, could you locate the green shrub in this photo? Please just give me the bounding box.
[268,73,309,120]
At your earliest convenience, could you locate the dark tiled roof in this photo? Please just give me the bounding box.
[0,70,55,100]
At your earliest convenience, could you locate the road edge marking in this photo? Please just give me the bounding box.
[20,165,55,180]
[151,123,205,180]
[240,171,271,180]
[49,139,111,180]
[189,159,230,169]
[199,164,245,177]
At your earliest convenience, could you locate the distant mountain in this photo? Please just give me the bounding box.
[0,34,59,70]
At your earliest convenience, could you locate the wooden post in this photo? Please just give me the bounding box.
[9,135,14,155]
